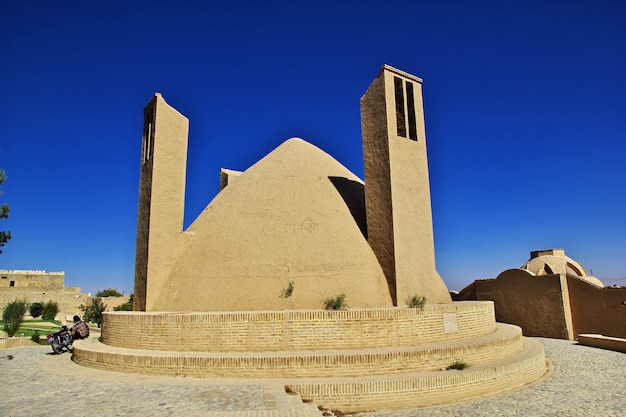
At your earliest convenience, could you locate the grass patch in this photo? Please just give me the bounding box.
[281,280,295,298]
[21,319,61,325]
[405,295,427,309]
[447,360,469,370]
[0,319,63,337]
[324,294,347,310]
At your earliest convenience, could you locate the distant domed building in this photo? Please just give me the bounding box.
[521,248,604,287]
[455,248,625,341]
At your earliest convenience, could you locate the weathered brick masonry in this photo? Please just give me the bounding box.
[101,302,495,352]
[73,302,546,411]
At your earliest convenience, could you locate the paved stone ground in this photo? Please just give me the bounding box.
[0,338,623,416]
[355,338,625,417]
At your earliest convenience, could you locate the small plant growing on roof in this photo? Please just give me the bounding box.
[405,295,427,309]
[281,280,295,298]
[324,293,347,310]
[447,360,469,370]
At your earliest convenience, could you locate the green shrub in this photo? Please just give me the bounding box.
[29,302,44,318]
[405,295,427,309]
[3,299,28,337]
[31,330,41,343]
[81,297,106,328]
[113,294,134,311]
[281,281,294,298]
[448,360,469,370]
[324,294,347,310]
[95,288,123,297]
[41,300,59,321]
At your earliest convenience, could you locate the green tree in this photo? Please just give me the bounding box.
[29,302,44,318]
[81,297,106,328]
[95,288,123,297]
[113,294,134,311]
[41,300,59,321]
[0,169,11,254]
[3,299,27,337]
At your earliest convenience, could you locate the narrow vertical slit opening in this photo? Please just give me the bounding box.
[406,81,418,141]
[148,121,154,161]
[394,77,406,137]
[142,106,155,164]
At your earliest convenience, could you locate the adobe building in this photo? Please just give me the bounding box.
[0,270,90,316]
[454,249,626,340]
[133,64,450,312]
[0,270,128,322]
[74,66,547,412]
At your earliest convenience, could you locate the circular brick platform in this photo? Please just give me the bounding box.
[73,301,547,412]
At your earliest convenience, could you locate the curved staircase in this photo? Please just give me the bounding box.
[73,302,547,412]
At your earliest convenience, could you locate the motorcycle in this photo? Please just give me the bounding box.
[47,325,73,354]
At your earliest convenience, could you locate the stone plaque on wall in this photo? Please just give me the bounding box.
[443,313,458,333]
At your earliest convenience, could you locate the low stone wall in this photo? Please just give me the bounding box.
[577,334,626,353]
[73,323,523,378]
[285,339,547,412]
[568,277,626,338]
[0,337,39,349]
[102,301,496,352]
[74,302,547,412]
[0,287,89,315]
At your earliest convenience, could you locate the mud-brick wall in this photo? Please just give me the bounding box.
[0,270,65,288]
[473,270,571,339]
[568,277,626,338]
[102,302,496,352]
[0,287,89,315]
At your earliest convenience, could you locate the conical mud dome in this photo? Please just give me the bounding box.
[153,138,392,311]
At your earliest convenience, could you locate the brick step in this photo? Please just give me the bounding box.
[101,303,497,352]
[284,337,547,412]
[73,323,522,378]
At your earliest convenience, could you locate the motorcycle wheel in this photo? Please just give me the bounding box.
[51,341,64,354]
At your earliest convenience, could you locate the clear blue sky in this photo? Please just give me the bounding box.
[1,0,624,295]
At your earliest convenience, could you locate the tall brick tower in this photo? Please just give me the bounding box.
[361,65,451,305]
[134,93,189,311]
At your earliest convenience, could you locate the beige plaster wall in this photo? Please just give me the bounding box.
[361,70,395,300]
[567,276,626,338]
[456,268,626,340]
[0,270,90,315]
[134,93,189,311]
[0,287,89,315]
[0,270,64,288]
[100,295,131,311]
[472,269,573,339]
[361,65,451,306]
